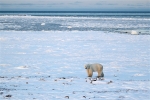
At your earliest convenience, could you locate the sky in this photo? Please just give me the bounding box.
[0,0,150,11]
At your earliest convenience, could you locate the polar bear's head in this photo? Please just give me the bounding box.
[85,64,90,69]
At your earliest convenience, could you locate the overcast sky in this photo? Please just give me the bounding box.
[0,0,150,11]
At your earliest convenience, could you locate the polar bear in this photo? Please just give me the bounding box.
[84,63,104,77]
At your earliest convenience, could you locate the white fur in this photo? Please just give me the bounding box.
[85,63,104,77]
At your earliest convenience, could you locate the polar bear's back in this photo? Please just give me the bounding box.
[90,63,103,72]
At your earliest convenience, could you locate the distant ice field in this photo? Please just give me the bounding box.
[0,15,150,34]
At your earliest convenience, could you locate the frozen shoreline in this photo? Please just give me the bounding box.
[0,15,150,35]
[0,31,150,100]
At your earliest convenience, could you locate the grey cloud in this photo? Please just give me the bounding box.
[107,3,117,6]
[74,1,82,4]
[0,3,33,5]
[48,3,64,5]
[69,1,83,5]
[95,3,103,5]
[95,2,117,6]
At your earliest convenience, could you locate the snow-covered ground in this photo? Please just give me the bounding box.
[0,31,150,100]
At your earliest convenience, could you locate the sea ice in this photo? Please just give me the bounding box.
[41,23,45,25]
[0,31,149,100]
[131,30,138,35]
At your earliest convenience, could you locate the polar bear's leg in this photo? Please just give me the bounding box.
[101,72,104,77]
[86,69,89,76]
[98,71,104,77]
[97,66,102,76]
[86,69,92,77]
[97,71,102,77]
[88,69,93,77]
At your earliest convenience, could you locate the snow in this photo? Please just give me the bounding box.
[0,31,150,100]
[131,30,138,35]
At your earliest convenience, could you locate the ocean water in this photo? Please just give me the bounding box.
[0,11,150,34]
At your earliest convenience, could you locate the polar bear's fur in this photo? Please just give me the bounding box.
[84,63,104,77]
